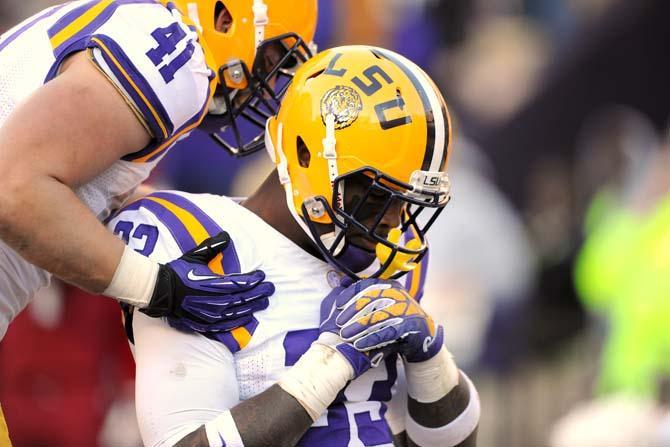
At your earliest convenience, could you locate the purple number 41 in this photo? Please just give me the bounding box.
[146,22,195,83]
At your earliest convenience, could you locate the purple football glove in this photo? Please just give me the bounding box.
[337,279,444,363]
[141,232,274,333]
[318,277,400,378]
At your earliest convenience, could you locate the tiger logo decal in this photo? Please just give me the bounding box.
[320,85,363,130]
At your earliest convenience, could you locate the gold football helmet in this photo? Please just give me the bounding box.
[171,0,318,155]
[265,45,452,279]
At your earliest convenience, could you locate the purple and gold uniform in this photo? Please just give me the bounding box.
[107,191,428,447]
[0,1,216,339]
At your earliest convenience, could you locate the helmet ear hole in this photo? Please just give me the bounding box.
[297,136,311,168]
[215,1,233,33]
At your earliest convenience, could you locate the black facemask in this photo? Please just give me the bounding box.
[301,167,450,279]
[200,33,313,157]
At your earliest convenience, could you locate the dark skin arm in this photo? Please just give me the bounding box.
[174,384,313,447]
[393,372,478,447]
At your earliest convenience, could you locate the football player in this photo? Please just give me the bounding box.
[108,46,479,446]
[0,0,317,342]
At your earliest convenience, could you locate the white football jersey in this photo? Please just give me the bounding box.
[0,1,215,339]
[107,191,429,447]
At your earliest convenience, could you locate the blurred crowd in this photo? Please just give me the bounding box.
[1,0,669,446]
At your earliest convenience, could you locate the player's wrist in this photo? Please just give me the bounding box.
[405,371,480,447]
[103,245,159,308]
[401,322,445,363]
[278,342,353,421]
[141,264,179,317]
[404,345,459,404]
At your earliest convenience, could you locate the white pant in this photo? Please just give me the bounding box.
[132,312,240,447]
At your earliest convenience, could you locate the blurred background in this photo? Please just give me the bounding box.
[2,0,670,445]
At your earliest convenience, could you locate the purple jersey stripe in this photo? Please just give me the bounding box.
[48,0,102,38]
[150,192,242,274]
[52,6,117,57]
[89,35,174,138]
[121,198,196,253]
[48,0,157,43]
[48,0,107,39]
[0,4,67,53]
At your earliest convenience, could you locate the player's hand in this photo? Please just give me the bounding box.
[337,279,444,363]
[317,277,401,378]
[140,232,274,332]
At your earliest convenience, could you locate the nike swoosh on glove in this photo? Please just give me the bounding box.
[318,277,400,378]
[337,278,444,363]
[141,232,274,333]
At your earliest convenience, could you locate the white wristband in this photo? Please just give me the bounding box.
[205,410,244,447]
[278,342,354,421]
[103,245,159,308]
[405,345,459,403]
[406,372,480,447]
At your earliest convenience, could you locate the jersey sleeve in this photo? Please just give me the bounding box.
[106,193,183,265]
[107,190,245,273]
[107,191,256,353]
[47,1,214,156]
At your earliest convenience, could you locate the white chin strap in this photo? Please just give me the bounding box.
[265,116,345,255]
[321,114,346,256]
[185,3,203,33]
[266,120,313,242]
[253,0,269,49]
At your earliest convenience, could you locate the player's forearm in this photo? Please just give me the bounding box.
[403,348,480,447]
[235,384,313,446]
[174,386,312,447]
[406,376,478,447]
[0,172,123,292]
